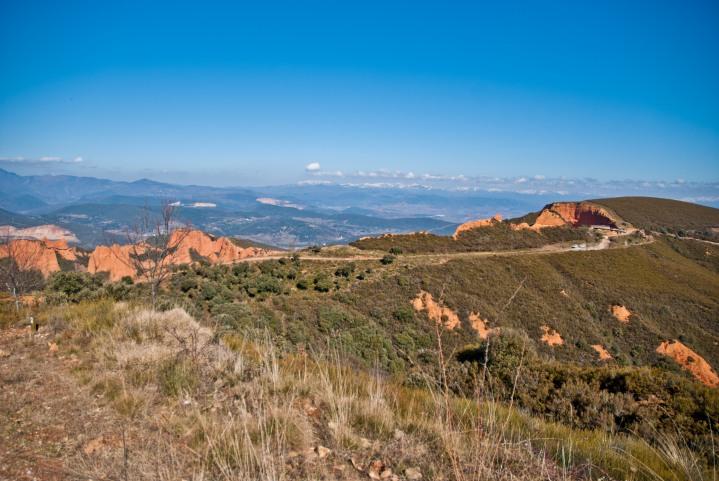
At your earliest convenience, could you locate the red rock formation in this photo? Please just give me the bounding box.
[87,229,274,282]
[0,239,80,277]
[44,239,77,261]
[168,229,266,264]
[453,214,503,239]
[87,244,140,282]
[512,202,620,230]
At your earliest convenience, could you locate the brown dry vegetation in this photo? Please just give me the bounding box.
[2,300,714,481]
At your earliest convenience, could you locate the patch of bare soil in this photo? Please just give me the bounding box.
[591,344,612,361]
[656,340,719,388]
[0,327,152,481]
[610,305,631,323]
[411,290,460,330]
[468,312,497,340]
[540,326,564,346]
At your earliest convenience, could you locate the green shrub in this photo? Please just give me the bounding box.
[313,274,333,292]
[45,271,106,303]
[380,254,395,265]
[392,305,414,322]
[335,263,356,278]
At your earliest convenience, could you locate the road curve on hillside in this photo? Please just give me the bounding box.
[238,234,654,264]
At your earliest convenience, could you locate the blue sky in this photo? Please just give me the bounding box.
[1,0,718,186]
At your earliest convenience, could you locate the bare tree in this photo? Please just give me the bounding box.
[114,201,191,307]
[0,233,45,311]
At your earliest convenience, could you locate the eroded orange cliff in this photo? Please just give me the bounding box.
[87,244,140,281]
[87,229,273,282]
[0,239,78,277]
[513,202,621,230]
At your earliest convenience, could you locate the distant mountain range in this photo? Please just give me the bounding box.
[0,168,465,247]
[2,168,716,248]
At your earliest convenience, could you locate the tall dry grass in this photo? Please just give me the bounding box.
[43,300,715,481]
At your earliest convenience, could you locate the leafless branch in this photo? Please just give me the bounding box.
[107,200,191,306]
[0,232,45,310]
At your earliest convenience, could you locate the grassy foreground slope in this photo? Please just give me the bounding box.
[593,196,719,235]
[1,300,713,481]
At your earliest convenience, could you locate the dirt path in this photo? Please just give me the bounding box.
[657,232,719,246]
[0,328,138,481]
[239,234,652,264]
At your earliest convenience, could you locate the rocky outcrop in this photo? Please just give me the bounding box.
[87,244,139,281]
[87,229,273,282]
[512,202,621,230]
[453,214,503,239]
[168,229,266,264]
[1,229,274,281]
[656,340,719,388]
[0,239,78,277]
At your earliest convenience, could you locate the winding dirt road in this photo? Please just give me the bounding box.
[241,233,653,265]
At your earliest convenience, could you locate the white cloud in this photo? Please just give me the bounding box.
[305,162,321,172]
[297,179,332,185]
[0,155,84,164]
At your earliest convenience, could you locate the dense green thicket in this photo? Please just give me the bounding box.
[351,223,593,253]
[44,271,132,304]
[450,331,719,460]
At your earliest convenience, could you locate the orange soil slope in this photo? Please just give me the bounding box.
[411,290,460,330]
[87,244,139,282]
[656,340,719,388]
[540,325,564,346]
